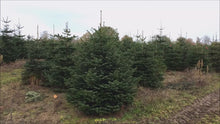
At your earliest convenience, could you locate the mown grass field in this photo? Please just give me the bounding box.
[0,60,219,124]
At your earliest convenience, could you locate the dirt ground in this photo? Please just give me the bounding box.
[0,60,63,124]
[0,82,67,124]
[160,89,220,124]
[0,60,26,72]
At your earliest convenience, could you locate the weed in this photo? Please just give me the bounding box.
[25,91,45,103]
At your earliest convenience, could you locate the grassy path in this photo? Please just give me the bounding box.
[161,89,220,124]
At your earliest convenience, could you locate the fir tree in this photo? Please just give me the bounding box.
[1,17,14,36]
[66,26,138,115]
[63,22,71,38]
[14,21,25,38]
[133,42,166,88]
[164,43,182,70]
[54,22,76,42]
[175,37,189,70]
[14,22,27,59]
[42,39,75,88]
[0,17,17,63]
[209,42,220,72]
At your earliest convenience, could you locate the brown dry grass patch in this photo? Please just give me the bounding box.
[0,59,26,72]
[163,69,213,90]
[0,82,76,124]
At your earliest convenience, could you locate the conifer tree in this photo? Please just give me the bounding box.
[23,23,77,87]
[133,42,166,88]
[120,35,136,60]
[42,39,75,88]
[0,17,17,63]
[14,22,25,38]
[1,17,14,36]
[63,22,71,38]
[175,37,189,70]
[66,26,138,115]
[209,42,220,72]
[164,43,182,70]
[14,22,27,59]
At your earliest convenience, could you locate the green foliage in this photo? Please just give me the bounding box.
[23,39,76,88]
[14,37,27,59]
[209,42,220,72]
[120,35,137,65]
[25,91,44,103]
[0,17,27,63]
[133,42,166,88]
[0,35,17,63]
[161,37,209,71]
[174,38,189,70]
[120,35,166,88]
[42,39,75,88]
[164,43,181,70]
[26,40,53,60]
[23,22,77,88]
[66,27,138,115]
[22,60,47,85]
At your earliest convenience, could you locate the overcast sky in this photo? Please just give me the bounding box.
[1,0,219,41]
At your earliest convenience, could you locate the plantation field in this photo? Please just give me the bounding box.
[0,60,219,124]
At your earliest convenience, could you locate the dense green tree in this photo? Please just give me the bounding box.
[66,26,139,115]
[133,42,166,88]
[42,39,75,88]
[0,17,17,63]
[14,22,25,39]
[164,43,182,70]
[22,60,47,85]
[209,42,220,72]
[120,35,136,60]
[0,17,27,62]
[14,22,27,59]
[175,37,189,70]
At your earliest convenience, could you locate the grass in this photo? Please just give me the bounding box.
[0,69,23,85]
[121,89,196,123]
[118,72,220,123]
[197,114,220,124]
[0,63,219,123]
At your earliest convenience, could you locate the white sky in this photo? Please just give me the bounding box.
[1,0,219,41]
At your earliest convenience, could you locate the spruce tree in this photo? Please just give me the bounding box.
[1,17,14,36]
[42,39,75,88]
[0,17,17,63]
[66,26,138,115]
[14,22,25,38]
[14,22,27,59]
[120,35,136,61]
[164,43,182,70]
[23,23,76,88]
[175,37,190,70]
[209,42,220,72]
[133,42,166,88]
